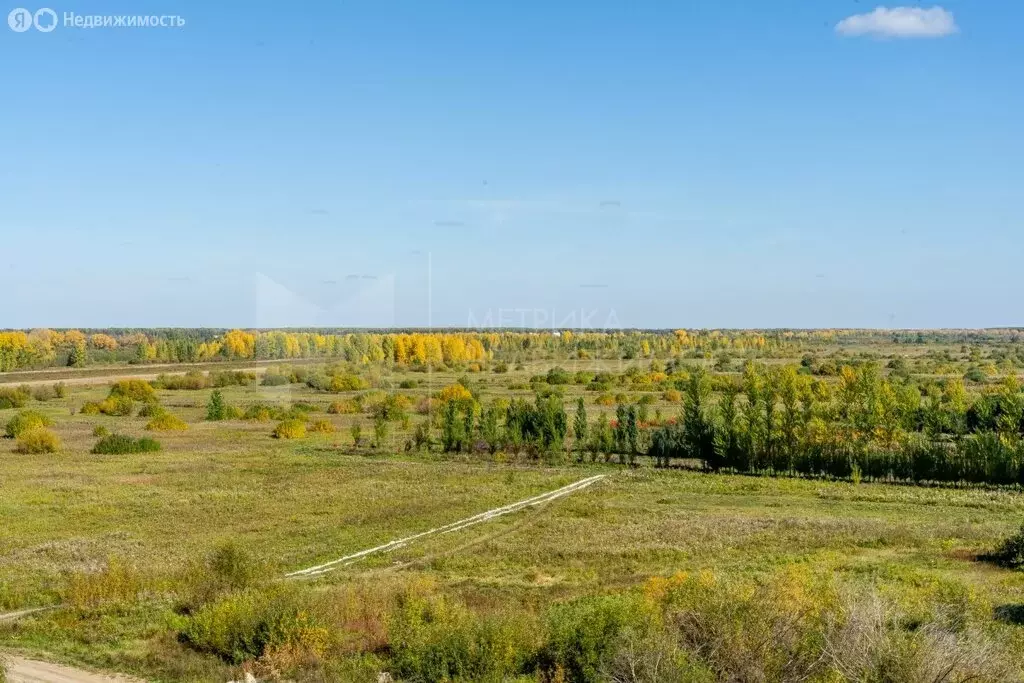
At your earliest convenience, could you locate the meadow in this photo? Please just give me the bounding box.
[2,329,1024,681]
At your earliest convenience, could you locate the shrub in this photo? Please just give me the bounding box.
[64,557,144,613]
[81,396,134,416]
[272,420,306,439]
[14,427,61,454]
[92,425,109,437]
[663,389,682,403]
[0,387,30,410]
[31,384,55,402]
[493,361,509,374]
[329,373,368,392]
[595,393,615,407]
[210,370,257,388]
[260,372,290,387]
[174,586,330,664]
[5,410,53,438]
[109,379,156,402]
[983,525,1024,570]
[243,404,278,422]
[327,399,359,415]
[181,541,268,610]
[399,379,419,389]
[146,412,188,432]
[390,589,538,682]
[542,594,651,682]
[91,434,162,455]
[309,419,335,434]
[53,382,67,399]
[136,401,165,418]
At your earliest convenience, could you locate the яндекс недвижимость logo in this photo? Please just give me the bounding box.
[7,7,56,32]
[7,8,184,31]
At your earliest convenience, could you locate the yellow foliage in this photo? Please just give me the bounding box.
[437,384,472,403]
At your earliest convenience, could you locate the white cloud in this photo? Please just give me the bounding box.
[836,6,958,39]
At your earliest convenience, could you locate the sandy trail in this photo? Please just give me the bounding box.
[3,656,144,683]
[287,474,606,578]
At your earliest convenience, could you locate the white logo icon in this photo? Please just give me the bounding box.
[7,7,32,31]
[33,7,56,31]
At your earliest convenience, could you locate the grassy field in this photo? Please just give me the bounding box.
[2,352,1024,681]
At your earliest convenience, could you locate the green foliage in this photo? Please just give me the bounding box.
[206,390,229,421]
[0,387,30,410]
[389,589,537,682]
[91,433,162,454]
[81,396,134,417]
[5,410,53,439]
[983,525,1024,570]
[542,594,650,682]
[209,370,256,387]
[92,424,109,437]
[327,399,359,415]
[174,586,329,664]
[14,427,61,454]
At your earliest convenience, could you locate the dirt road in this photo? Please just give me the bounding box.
[287,474,606,578]
[3,656,144,683]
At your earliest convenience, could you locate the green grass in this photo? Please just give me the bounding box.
[3,367,1024,680]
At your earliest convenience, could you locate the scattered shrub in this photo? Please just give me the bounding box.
[64,557,144,613]
[175,586,330,664]
[309,419,335,434]
[327,399,359,415]
[0,387,30,410]
[14,427,61,454]
[31,384,55,401]
[109,379,157,402]
[272,419,306,439]
[210,371,257,388]
[260,372,290,387]
[663,389,682,402]
[5,410,53,438]
[91,433,162,454]
[146,412,188,431]
[438,384,472,403]
[81,396,134,416]
[92,425,109,437]
[136,401,165,418]
[181,541,268,610]
[243,403,278,422]
[53,382,67,398]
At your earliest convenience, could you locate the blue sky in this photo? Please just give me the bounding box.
[1,1,1021,329]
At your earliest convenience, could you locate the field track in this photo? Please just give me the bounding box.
[287,474,607,578]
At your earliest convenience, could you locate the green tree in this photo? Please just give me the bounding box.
[206,389,227,421]
[573,398,589,460]
[67,342,87,368]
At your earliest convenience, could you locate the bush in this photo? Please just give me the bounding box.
[243,403,278,422]
[14,427,61,454]
[663,389,682,402]
[493,361,509,374]
[53,382,67,398]
[92,425,109,437]
[309,419,335,434]
[31,384,55,402]
[146,412,188,431]
[399,379,419,389]
[542,594,651,682]
[175,586,330,664]
[180,541,269,610]
[327,399,359,415]
[272,420,306,439]
[91,434,162,454]
[64,557,144,613]
[260,372,290,387]
[136,401,164,418]
[0,387,30,410]
[983,525,1024,570]
[108,379,156,402]
[5,410,53,438]
[81,396,134,416]
[210,370,256,387]
[390,589,537,682]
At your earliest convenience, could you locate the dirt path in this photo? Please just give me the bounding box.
[3,656,144,683]
[287,474,606,578]
[0,365,274,388]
